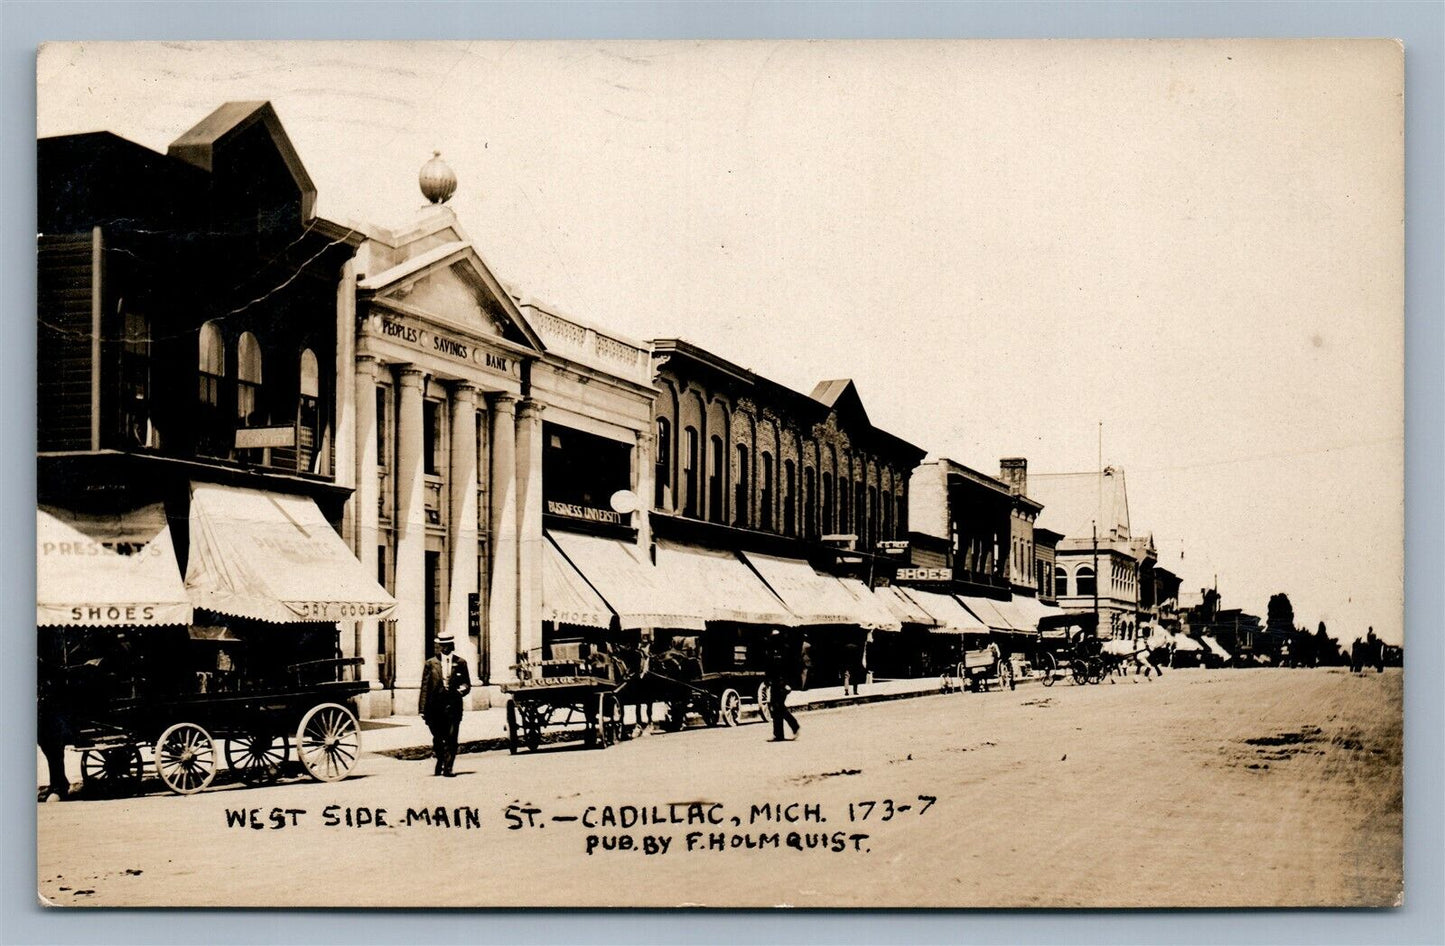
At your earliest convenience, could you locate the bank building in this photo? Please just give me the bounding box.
[340,154,658,716]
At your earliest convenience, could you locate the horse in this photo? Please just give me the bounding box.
[1101,637,1165,679]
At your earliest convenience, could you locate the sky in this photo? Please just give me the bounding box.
[36,40,1405,644]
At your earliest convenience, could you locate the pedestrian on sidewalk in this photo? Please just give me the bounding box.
[419,630,471,777]
[842,639,865,696]
[799,632,814,691]
[765,629,800,741]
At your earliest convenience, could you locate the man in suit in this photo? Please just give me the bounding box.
[764,629,800,742]
[418,629,471,777]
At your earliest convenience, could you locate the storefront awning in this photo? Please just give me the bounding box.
[739,552,860,626]
[873,584,936,627]
[1172,633,1204,653]
[837,578,903,632]
[37,504,193,627]
[956,595,1023,633]
[548,531,705,630]
[653,541,797,626]
[1009,595,1064,632]
[902,588,989,634]
[542,539,614,629]
[1201,635,1231,660]
[185,483,396,624]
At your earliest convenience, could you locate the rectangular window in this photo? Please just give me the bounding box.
[423,400,442,476]
[376,386,389,466]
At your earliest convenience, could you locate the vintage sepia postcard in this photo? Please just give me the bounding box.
[35,39,1403,908]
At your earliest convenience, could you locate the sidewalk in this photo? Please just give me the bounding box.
[364,673,1020,759]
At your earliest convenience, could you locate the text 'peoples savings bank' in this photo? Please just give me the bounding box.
[370,314,518,378]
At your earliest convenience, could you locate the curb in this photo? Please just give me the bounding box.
[374,674,1043,760]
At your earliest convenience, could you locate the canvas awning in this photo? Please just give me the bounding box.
[901,588,989,634]
[542,538,614,629]
[37,504,193,627]
[1201,635,1231,660]
[184,483,396,624]
[1172,633,1204,652]
[837,578,903,632]
[1009,595,1064,632]
[548,531,705,630]
[956,595,1022,633]
[873,584,936,627]
[739,552,860,626]
[653,541,797,626]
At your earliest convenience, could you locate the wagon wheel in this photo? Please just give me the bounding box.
[1000,659,1016,692]
[757,682,773,723]
[1070,659,1089,686]
[296,703,360,782]
[1086,657,1105,686]
[518,702,545,751]
[505,701,520,755]
[225,730,290,785]
[81,744,143,796]
[718,688,742,727]
[155,722,218,795]
[593,693,623,748]
[1037,652,1057,686]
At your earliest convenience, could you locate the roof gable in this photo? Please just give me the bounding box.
[811,379,871,426]
[167,101,316,219]
[359,241,544,352]
[1030,469,1132,541]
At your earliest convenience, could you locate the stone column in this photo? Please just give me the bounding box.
[486,393,519,685]
[392,366,427,711]
[633,427,654,552]
[352,355,382,705]
[446,383,481,693]
[514,399,546,663]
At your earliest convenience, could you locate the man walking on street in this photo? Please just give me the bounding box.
[419,629,471,777]
[765,629,800,741]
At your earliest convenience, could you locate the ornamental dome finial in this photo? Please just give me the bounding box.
[419,150,457,204]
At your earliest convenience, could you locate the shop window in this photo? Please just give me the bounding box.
[297,349,320,473]
[654,417,672,509]
[1076,566,1096,597]
[733,444,750,528]
[759,452,774,531]
[782,460,796,536]
[708,436,726,524]
[423,400,442,476]
[682,426,699,518]
[120,308,153,448]
[236,332,263,428]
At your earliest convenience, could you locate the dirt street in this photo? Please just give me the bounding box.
[37,668,1402,908]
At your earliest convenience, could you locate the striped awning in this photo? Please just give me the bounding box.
[873,584,936,627]
[836,578,903,632]
[956,595,1022,633]
[902,588,989,634]
[37,504,193,627]
[548,531,705,630]
[740,552,860,626]
[653,541,797,626]
[542,538,614,629]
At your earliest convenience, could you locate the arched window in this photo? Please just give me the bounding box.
[1076,565,1096,597]
[654,417,672,509]
[236,331,263,427]
[733,443,750,528]
[839,478,851,534]
[821,472,835,535]
[198,320,224,407]
[804,466,817,540]
[759,452,774,531]
[682,426,699,517]
[782,459,796,536]
[708,435,726,524]
[1056,566,1070,597]
[297,348,320,471]
[867,485,878,547]
[881,489,893,540]
[856,480,867,542]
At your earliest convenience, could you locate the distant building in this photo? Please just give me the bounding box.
[1028,467,1155,640]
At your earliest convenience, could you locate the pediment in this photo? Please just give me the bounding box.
[361,243,543,352]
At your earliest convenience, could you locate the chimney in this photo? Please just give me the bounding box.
[999,457,1028,496]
